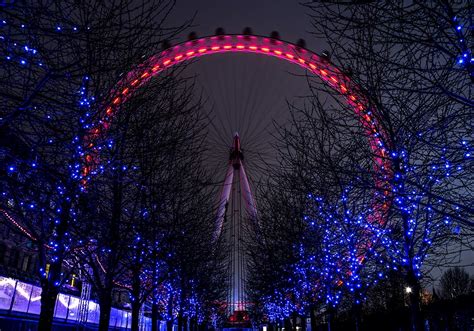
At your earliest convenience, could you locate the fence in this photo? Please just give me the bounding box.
[0,275,153,330]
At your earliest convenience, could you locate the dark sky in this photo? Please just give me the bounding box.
[167,1,321,181]
[169,0,316,50]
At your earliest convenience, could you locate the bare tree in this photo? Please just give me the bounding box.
[439,267,472,300]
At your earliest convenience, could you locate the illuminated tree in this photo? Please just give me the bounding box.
[73,72,213,331]
[302,2,474,330]
[267,98,390,331]
[0,1,186,330]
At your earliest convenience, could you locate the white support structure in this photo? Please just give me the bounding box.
[239,163,258,222]
[214,163,235,241]
[214,133,258,319]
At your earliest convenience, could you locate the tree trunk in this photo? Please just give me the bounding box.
[131,300,141,331]
[352,302,362,331]
[406,271,422,331]
[131,267,142,331]
[326,307,334,331]
[178,312,184,331]
[38,200,71,331]
[98,291,113,331]
[167,291,174,331]
[301,315,307,331]
[152,300,160,331]
[310,307,317,331]
[37,284,59,331]
[183,316,189,331]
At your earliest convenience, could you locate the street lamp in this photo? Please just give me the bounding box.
[405,286,412,294]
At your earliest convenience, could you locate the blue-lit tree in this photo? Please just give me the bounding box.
[73,71,212,331]
[265,82,471,330]
[267,92,392,330]
[1,1,188,330]
[303,2,473,330]
[119,77,223,331]
[0,6,100,329]
[304,185,391,331]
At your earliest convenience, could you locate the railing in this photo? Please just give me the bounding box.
[0,275,153,330]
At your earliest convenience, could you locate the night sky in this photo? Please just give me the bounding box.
[169,0,317,50]
[167,1,321,182]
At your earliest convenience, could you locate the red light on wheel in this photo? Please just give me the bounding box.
[82,34,392,234]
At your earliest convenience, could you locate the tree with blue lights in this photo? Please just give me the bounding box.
[266,96,394,330]
[304,2,473,330]
[0,6,101,329]
[73,71,214,331]
[1,1,189,330]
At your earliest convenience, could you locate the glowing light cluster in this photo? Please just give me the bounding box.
[0,207,37,241]
[451,15,473,70]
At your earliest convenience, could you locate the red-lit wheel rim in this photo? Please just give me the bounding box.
[83,34,392,229]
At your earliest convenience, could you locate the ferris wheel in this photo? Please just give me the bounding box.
[83,28,392,226]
